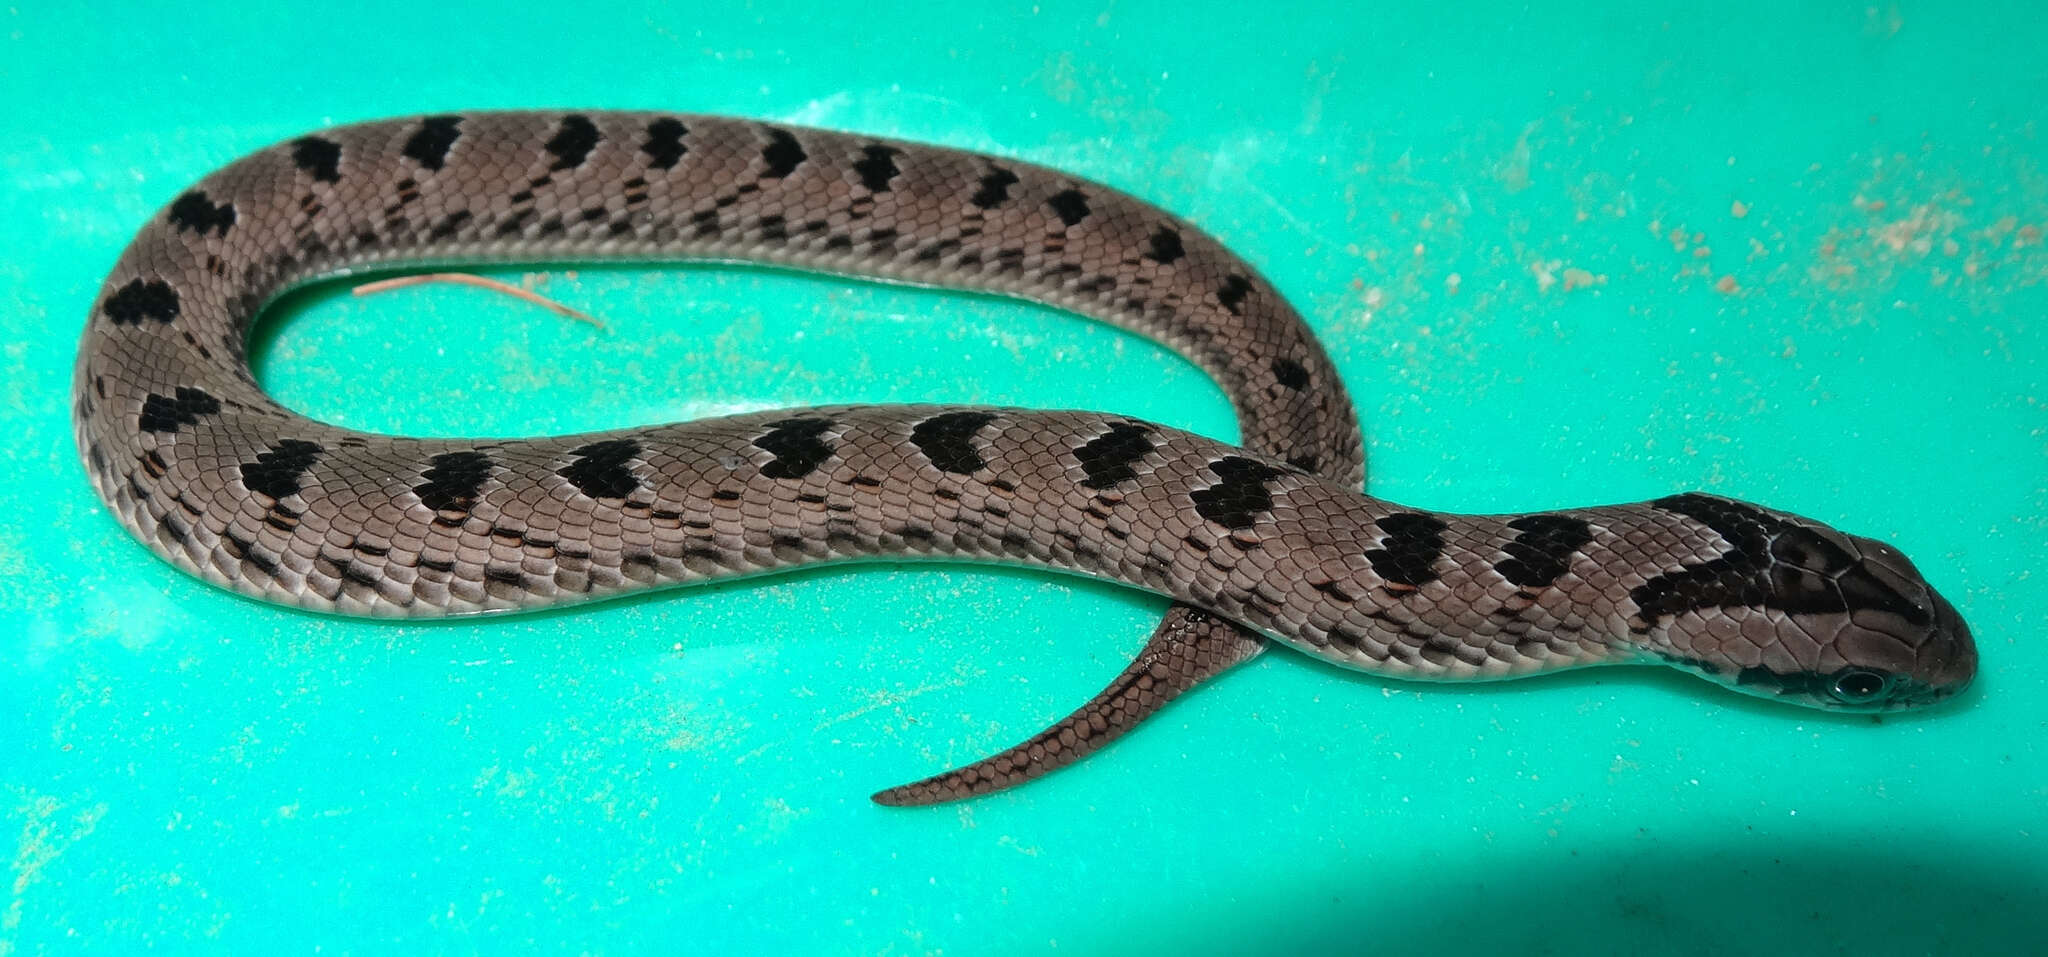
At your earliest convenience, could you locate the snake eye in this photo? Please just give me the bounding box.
[1829,669,1893,705]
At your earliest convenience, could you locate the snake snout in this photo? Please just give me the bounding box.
[1914,588,1977,702]
[1833,531,1977,708]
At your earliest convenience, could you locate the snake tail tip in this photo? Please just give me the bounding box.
[867,786,920,808]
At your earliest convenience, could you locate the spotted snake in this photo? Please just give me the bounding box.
[73,112,1976,804]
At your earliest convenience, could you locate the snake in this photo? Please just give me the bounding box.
[72,111,1977,805]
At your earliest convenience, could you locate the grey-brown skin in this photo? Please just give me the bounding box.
[73,113,1975,805]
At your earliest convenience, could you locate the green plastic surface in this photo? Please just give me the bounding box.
[4,1,2044,953]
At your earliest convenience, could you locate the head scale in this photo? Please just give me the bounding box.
[1631,494,1975,712]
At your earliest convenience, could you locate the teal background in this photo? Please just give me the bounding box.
[4,1,2044,953]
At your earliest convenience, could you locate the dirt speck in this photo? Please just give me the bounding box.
[1714,275,1741,295]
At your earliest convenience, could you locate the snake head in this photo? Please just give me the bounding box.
[1634,494,1976,712]
[1745,529,1976,712]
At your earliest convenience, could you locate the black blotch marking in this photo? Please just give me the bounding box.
[1271,357,1310,391]
[545,114,602,170]
[1190,457,1284,530]
[760,128,807,179]
[1217,274,1254,315]
[103,279,180,325]
[239,439,323,500]
[167,191,236,237]
[1495,514,1595,589]
[414,450,495,512]
[755,417,834,479]
[970,167,1020,209]
[853,144,902,192]
[1632,493,1930,628]
[558,438,642,499]
[1145,227,1185,264]
[1285,453,1319,473]
[1364,512,1450,588]
[138,386,222,434]
[643,117,688,169]
[290,136,342,183]
[403,115,463,171]
[910,411,999,475]
[1074,423,1155,489]
[1046,189,1091,227]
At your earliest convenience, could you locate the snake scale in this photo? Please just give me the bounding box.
[73,112,1976,805]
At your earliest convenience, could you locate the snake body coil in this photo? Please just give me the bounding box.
[73,112,1975,804]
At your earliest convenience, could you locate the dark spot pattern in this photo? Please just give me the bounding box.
[1217,274,1253,314]
[427,210,473,240]
[970,167,1020,209]
[754,417,835,479]
[402,116,463,171]
[104,279,180,325]
[1074,423,1156,489]
[1190,457,1284,530]
[1271,357,1310,391]
[138,387,221,434]
[167,191,236,237]
[1633,493,1930,627]
[222,530,280,578]
[290,137,342,183]
[1145,227,1185,264]
[239,439,324,500]
[1495,514,1595,589]
[414,450,495,512]
[760,129,807,179]
[642,117,688,169]
[484,566,525,586]
[853,144,902,192]
[1046,189,1091,227]
[1365,513,1450,588]
[558,439,642,499]
[910,411,999,474]
[544,114,602,170]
